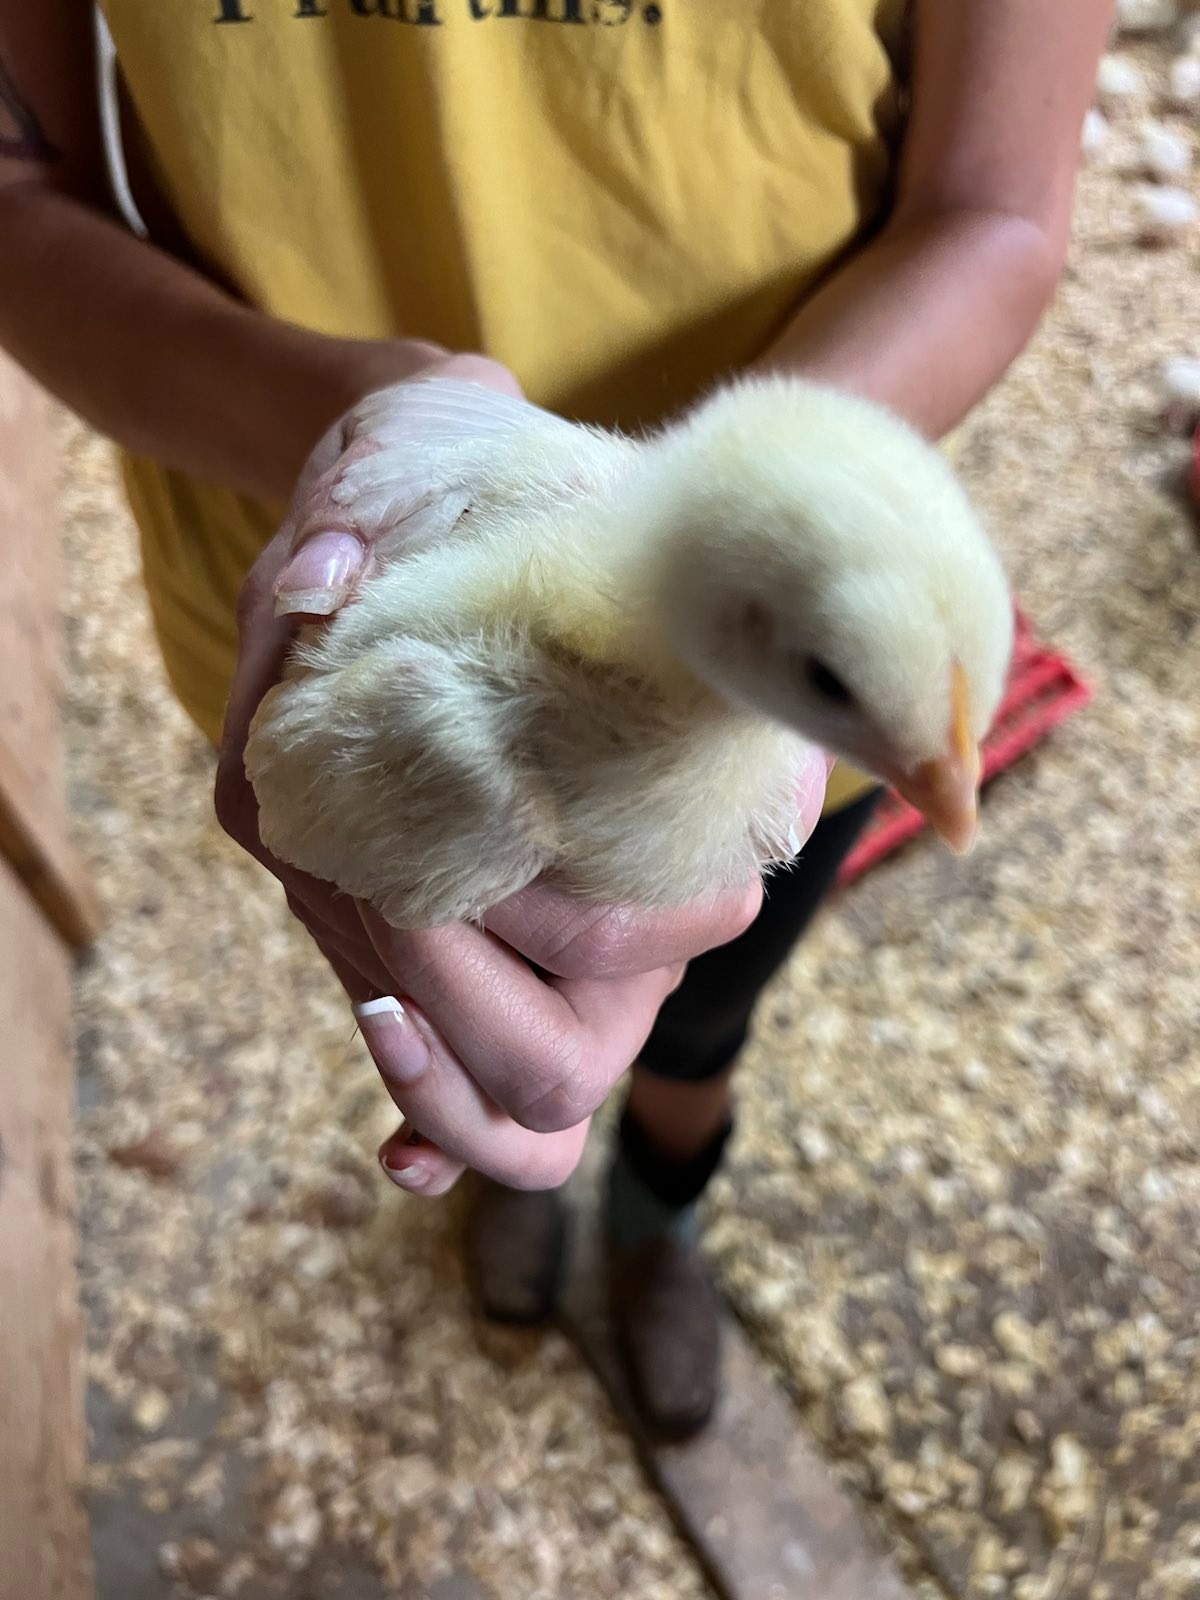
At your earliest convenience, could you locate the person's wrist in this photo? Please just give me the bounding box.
[323,335,451,411]
[290,338,522,490]
[322,339,523,412]
[242,330,445,506]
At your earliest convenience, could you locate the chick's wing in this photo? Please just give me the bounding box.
[329,379,592,566]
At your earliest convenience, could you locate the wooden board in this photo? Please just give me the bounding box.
[0,855,93,1600]
[0,724,102,950]
[0,354,100,947]
[0,356,95,1597]
[563,1148,914,1600]
[0,352,66,836]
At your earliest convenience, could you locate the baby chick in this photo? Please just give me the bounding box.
[246,377,1013,929]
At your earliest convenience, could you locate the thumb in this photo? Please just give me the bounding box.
[273,375,538,619]
[272,429,388,619]
[791,747,835,853]
[273,527,366,620]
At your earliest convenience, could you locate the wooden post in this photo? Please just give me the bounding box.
[0,352,96,1600]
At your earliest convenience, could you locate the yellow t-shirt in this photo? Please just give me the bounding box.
[102,0,908,812]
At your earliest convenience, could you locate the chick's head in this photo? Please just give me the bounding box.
[645,378,1014,852]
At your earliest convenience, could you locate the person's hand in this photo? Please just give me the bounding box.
[216,353,831,1194]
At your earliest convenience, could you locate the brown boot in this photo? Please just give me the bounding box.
[464,1176,569,1324]
[610,1235,722,1442]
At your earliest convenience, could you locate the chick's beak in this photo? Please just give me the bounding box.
[892,662,982,856]
[894,753,979,855]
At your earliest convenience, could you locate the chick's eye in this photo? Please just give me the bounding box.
[803,656,856,708]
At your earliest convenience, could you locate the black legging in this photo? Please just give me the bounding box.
[638,787,881,1082]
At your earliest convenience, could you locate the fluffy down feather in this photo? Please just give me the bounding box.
[246,376,1013,929]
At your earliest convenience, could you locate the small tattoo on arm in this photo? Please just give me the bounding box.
[0,57,61,162]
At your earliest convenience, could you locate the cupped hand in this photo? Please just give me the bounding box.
[216,350,830,1195]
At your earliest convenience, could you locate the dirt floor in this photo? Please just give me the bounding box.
[66,37,1198,1600]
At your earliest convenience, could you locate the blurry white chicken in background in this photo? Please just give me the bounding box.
[245,377,1014,929]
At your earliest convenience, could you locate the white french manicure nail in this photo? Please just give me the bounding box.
[380,1156,431,1192]
[787,825,802,855]
[353,996,405,1021]
[353,996,430,1083]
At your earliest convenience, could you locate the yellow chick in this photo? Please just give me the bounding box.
[245,377,1013,929]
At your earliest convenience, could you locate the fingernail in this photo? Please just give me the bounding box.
[787,824,802,856]
[379,1132,432,1191]
[380,1154,431,1192]
[353,996,430,1084]
[274,530,363,617]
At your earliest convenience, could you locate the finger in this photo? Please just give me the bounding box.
[376,1122,467,1199]
[316,945,470,1196]
[482,743,830,978]
[219,610,294,763]
[353,994,591,1190]
[285,893,396,998]
[795,745,834,850]
[272,438,381,618]
[215,734,395,986]
[274,374,539,618]
[272,528,366,620]
[214,644,390,969]
[359,908,677,1134]
[482,878,764,982]
[315,947,468,1196]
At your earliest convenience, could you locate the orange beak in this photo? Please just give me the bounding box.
[891,662,982,855]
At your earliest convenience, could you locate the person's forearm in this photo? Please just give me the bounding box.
[0,183,426,503]
[757,208,1065,441]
